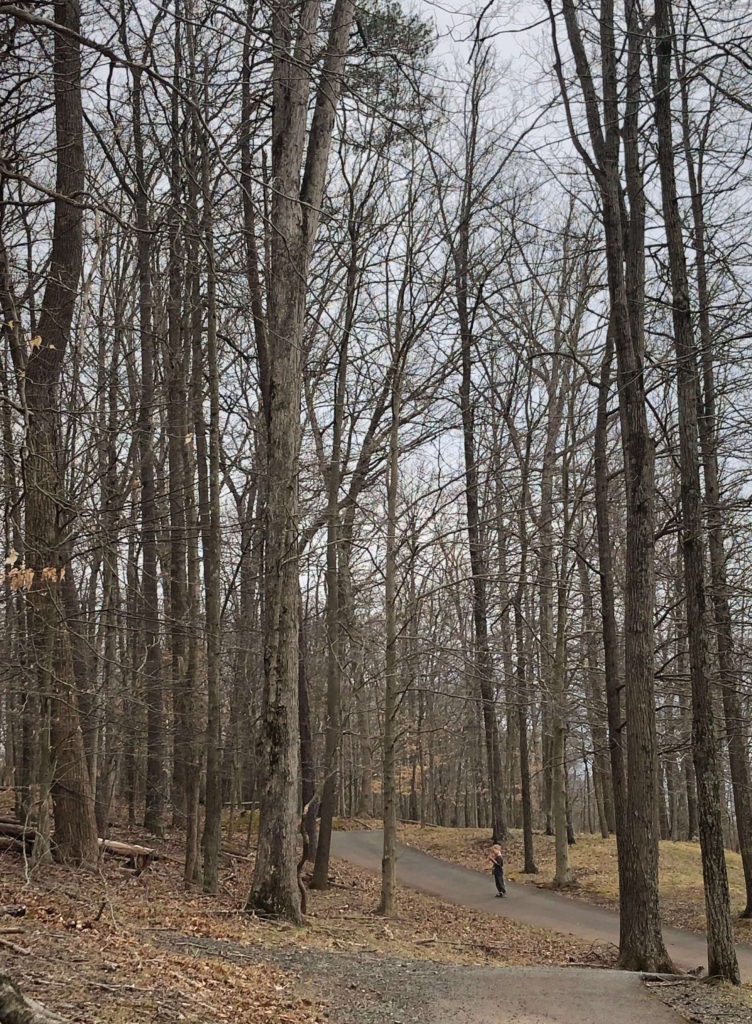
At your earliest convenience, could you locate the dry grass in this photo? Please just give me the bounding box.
[397,823,752,944]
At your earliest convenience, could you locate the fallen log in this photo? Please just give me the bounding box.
[0,973,66,1024]
[0,839,26,856]
[0,822,156,874]
[0,824,34,852]
[98,839,156,874]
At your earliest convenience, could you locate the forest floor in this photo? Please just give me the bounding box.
[0,810,617,1024]
[396,822,752,945]
[3,811,752,1024]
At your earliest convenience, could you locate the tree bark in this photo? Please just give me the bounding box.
[193,54,223,896]
[514,445,537,873]
[247,0,356,922]
[378,369,400,918]
[455,121,506,839]
[298,611,317,863]
[311,225,357,889]
[552,0,672,970]
[7,0,98,865]
[677,44,752,917]
[576,537,611,839]
[0,972,65,1024]
[128,58,165,835]
[551,445,571,886]
[652,0,739,980]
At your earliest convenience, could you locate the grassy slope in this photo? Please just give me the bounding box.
[397,823,752,944]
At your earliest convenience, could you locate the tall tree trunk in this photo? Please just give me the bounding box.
[184,324,203,883]
[247,0,356,922]
[593,329,627,846]
[453,51,507,841]
[379,371,400,918]
[5,0,98,864]
[538,353,566,839]
[311,232,356,888]
[677,49,752,918]
[515,452,538,874]
[192,56,223,896]
[128,58,165,835]
[576,538,611,839]
[653,1,739,980]
[555,0,672,969]
[166,12,189,831]
[298,611,317,862]
[551,450,571,886]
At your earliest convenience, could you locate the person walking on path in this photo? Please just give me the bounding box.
[488,844,506,897]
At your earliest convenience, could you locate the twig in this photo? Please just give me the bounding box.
[0,934,31,955]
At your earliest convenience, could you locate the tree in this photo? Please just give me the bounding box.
[652,0,739,981]
[246,0,357,922]
[452,43,507,843]
[1,0,98,865]
[546,0,673,970]
[675,26,752,917]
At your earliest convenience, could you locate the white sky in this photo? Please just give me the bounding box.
[422,0,544,64]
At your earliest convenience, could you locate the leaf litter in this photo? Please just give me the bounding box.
[0,816,617,1024]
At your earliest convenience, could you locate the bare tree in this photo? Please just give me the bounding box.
[246,0,356,922]
[652,0,739,981]
[546,0,673,970]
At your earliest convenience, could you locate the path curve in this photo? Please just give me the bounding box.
[331,828,752,982]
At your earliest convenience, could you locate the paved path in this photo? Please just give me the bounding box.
[332,829,752,982]
[428,966,686,1024]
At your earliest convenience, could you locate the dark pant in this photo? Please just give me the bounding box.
[493,867,506,894]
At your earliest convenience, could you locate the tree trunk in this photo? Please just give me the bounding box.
[0,972,66,1024]
[576,539,611,839]
[379,374,400,918]
[514,468,537,874]
[653,1,739,979]
[165,12,189,831]
[298,612,317,863]
[247,0,356,922]
[551,454,571,886]
[311,236,355,888]
[557,0,671,966]
[677,41,752,918]
[7,0,98,865]
[129,59,165,836]
[193,55,223,896]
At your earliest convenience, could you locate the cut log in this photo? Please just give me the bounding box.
[0,839,26,856]
[0,821,156,874]
[98,839,156,874]
[0,973,66,1024]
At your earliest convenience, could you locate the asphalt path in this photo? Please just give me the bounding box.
[331,828,752,982]
[427,966,687,1024]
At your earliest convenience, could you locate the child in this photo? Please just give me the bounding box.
[488,844,506,897]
